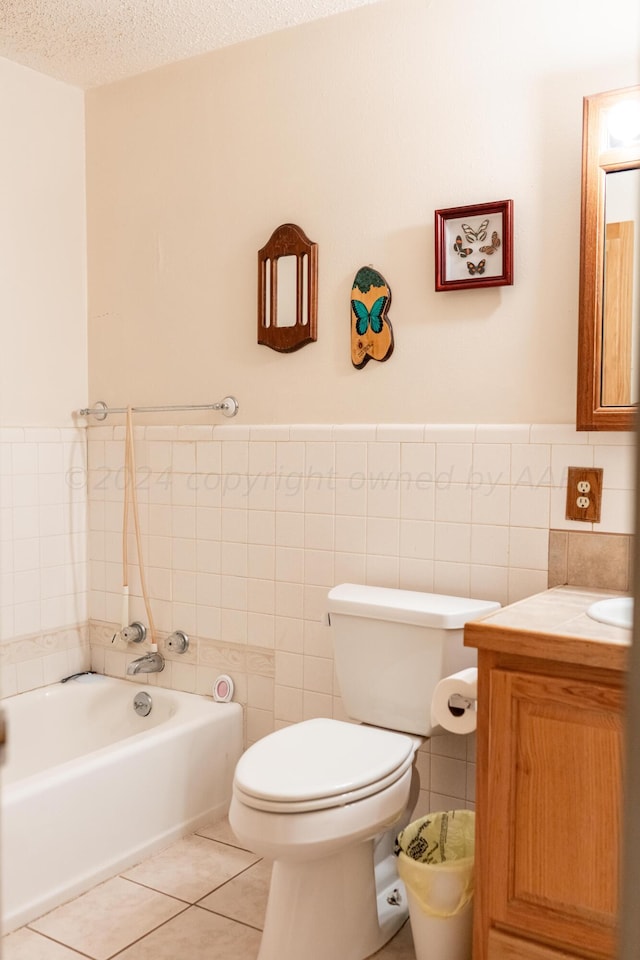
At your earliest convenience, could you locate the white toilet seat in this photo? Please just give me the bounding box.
[233,718,416,814]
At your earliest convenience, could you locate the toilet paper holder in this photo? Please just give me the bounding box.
[448,693,477,713]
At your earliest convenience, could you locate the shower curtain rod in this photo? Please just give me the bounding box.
[78,396,239,421]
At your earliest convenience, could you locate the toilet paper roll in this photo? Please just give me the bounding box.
[430,668,478,735]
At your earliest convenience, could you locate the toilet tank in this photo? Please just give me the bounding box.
[327,584,500,736]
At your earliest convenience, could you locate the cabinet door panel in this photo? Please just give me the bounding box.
[488,928,584,960]
[487,669,623,959]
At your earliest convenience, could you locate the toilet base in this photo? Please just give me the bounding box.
[257,839,407,960]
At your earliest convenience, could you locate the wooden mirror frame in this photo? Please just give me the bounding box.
[257,223,318,353]
[577,84,640,431]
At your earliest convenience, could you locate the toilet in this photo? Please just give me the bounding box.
[229,583,499,960]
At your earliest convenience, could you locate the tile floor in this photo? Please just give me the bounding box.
[2,817,417,960]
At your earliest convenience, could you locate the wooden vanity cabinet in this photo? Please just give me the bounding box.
[465,629,626,960]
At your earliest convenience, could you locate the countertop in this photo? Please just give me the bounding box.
[464,585,631,672]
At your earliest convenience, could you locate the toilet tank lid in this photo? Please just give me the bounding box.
[327,583,500,629]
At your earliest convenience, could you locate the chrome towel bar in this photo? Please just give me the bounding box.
[77,397,239,420]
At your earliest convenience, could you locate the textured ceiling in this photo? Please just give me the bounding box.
[0,0,384,89]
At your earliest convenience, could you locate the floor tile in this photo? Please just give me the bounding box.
[122,834,260,903]
[2,927,87,960]
[195,816,247,849]
[374,920,416,959]
[28,876,185,960]
[198,858,271,928]
[115,905,261,960]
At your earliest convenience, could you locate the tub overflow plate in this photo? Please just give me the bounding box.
[133,691,152,717]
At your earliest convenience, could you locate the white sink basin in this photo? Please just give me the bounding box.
[586,596,633,629]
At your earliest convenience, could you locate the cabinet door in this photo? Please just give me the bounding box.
[487,668,623,959]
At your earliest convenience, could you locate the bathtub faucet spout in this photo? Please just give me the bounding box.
[127,652,165,675]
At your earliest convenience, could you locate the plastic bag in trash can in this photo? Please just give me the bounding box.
[395,810,475,918]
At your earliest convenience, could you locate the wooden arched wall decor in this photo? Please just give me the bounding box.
[257,223,318,353]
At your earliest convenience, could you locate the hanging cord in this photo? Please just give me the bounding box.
[123,407,158,649]
[120,413,131,628]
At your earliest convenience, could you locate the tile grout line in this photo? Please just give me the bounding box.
[105,902,193,960]
[23,926,95,958]
[115,873,193,906]
[191,902,265,933]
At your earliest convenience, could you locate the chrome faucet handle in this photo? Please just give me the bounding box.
[167,630,189,654]
[113,622,147,644]
[121,622,147,643]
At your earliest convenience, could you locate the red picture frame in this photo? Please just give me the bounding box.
[434,200,513,291]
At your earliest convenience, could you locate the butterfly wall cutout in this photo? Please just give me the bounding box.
[350,266,394,369]
[352,296,387,336]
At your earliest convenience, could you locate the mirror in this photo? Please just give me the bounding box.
[276,255,300,328]
[577,84,640,430]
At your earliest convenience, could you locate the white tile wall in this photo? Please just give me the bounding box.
[0,427,89,694]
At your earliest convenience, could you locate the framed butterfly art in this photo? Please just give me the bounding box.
[434,200,513,291]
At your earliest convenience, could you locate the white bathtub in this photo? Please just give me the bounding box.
[1,674,243,933]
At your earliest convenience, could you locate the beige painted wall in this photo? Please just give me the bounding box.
[86,0,640,424]
[0,58,87,427]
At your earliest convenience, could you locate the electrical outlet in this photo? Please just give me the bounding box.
[565,467,603,522]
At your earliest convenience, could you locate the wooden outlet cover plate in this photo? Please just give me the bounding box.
[565,467,603,522]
